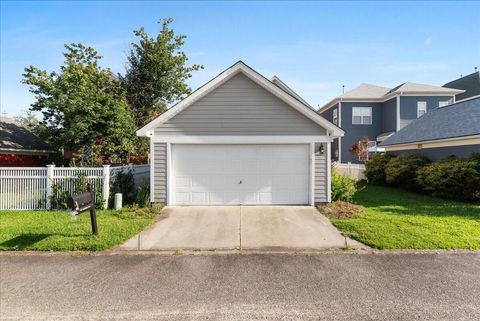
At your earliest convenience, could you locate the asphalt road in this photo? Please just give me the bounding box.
[1,252,479,321]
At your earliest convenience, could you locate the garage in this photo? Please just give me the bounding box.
[137,61,343,206]
[171,144,310,205]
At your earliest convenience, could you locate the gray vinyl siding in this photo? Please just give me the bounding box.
[153,143,167,203]
[154,73,326,136]
[382,97,397,132]
[387,144,480,162]
[314,143,328,203]
[319,104,337,125]
[340,102,383,164]
[399,96,453,129]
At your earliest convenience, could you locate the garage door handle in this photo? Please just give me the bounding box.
[239,180,242,184]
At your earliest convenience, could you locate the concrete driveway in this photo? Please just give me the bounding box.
[119,206,365,251]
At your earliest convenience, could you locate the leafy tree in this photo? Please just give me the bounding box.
[121,18,203,127]
[350,136,373,162]
[14,110,40,132]
[22,43,137,165]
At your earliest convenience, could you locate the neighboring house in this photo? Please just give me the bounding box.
[443,71,480,102]
[137,61,344,205]
[380,97,480,161]
[0,116,53,166]
[319,82,463,163]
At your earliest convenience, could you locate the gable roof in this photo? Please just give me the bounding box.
[270,76,312,107]
[443,71,480,101]
[319,81,464,113]
[386,82,463,95]
[0,116,52,153]
[137,61,344,137]
[380,97,480,146]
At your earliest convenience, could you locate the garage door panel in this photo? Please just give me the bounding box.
[172,144,310,205]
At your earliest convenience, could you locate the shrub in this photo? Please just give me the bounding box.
[109,170,135,207]
[364,154,393,185]
[50,175,104,210]
[385,154,429,190]
[135,184,150,208]
[416,158,480,202]
[331,170,357,202]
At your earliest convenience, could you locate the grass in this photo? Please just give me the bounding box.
[330,184,480,249]
[0,207,161,251]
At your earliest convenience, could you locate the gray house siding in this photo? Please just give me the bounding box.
[388,144,480,161]
[153,143,167,203]
[154,73,326,136]
[314,143,328,203]
[340,102,383,163]
[399,96,453,129]
[382,97,397,132]
[319,104,339,161]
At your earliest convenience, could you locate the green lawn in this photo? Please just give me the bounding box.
[331,185,480,249]
[0,208,160,251]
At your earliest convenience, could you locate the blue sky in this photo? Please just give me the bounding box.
[1,1,479,117]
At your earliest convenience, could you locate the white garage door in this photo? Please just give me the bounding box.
[171,144,310,205]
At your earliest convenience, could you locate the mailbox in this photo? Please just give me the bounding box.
[67,185,98,235]
[67,192,93,215]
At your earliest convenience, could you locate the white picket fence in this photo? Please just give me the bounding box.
[333,162,366,181]
[0,165,110,210]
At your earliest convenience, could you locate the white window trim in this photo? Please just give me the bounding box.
[417,101,427,118]
[333,108,338,125]
[438,101,449,108]
[352,107,372,125]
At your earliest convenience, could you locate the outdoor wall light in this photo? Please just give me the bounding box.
[319,143,325,155]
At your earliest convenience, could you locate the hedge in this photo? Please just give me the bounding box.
[364,154,393,185]
[384,155,430,190]
[416,159,480,202]
[365,153,480,202]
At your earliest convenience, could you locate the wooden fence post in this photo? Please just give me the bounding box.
[46,165,55,210]
[102,165,110,209]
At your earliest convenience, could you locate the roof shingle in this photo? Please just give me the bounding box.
[380,97,480,146]
[0,117,52,152]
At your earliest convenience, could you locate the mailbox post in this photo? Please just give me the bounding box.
[67,184,98,235]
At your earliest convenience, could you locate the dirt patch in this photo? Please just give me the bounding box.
[318,201,366,220]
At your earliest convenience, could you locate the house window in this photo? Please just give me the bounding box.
[333,108,338,125]
[439,101,449,107]
[417,101,427,118]
[352,107,372,125]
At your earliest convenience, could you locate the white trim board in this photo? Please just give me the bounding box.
[137,61,344,138]
[309,143,315,206]
[327,142,332,202]
[150,135,334,144]
[149,138,155,203]
[383,135,480,151]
